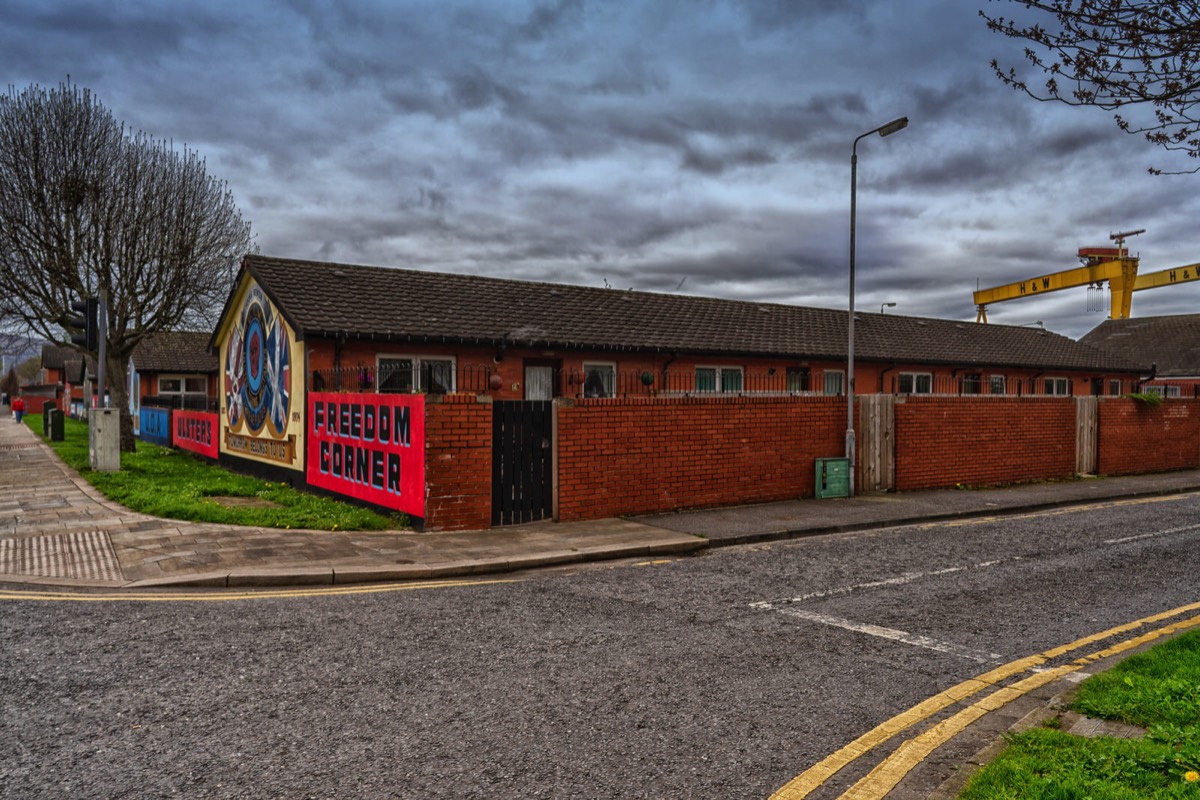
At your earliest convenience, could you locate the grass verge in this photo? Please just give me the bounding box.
[960,629,1200,798]
[26,414,408,532]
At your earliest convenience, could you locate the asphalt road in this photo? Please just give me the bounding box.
[3,493,1199,799]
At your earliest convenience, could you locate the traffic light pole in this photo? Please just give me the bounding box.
[97,290,107,409]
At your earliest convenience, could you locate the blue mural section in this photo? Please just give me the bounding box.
[139,407,172,446]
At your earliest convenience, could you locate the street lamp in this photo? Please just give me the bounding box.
[848,116,908,498]
[880,302,897,314]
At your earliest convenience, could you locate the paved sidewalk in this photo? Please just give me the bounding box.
[3,415,1200,590]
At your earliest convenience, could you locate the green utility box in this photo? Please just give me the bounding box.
[815,457,850,499]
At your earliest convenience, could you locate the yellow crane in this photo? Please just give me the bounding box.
[974,230,1200,322]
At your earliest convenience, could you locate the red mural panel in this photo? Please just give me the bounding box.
[174,410,219,459]
[306,392,425,518]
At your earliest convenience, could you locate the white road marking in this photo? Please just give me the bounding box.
[756,604,1005,663]
[1104,522,1200,544]
[750,558,1020,608]
[751,509,1200,666]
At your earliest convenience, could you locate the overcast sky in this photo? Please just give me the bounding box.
[5,0,1198,339]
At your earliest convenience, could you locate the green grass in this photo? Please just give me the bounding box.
[25,413,409,531]
[960,629,1200,798]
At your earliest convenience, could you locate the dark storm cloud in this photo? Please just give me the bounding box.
[3,0,1198,336]
[518,0,586,41]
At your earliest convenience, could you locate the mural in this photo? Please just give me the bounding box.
[221,282,302,469]
[226,284,291,438]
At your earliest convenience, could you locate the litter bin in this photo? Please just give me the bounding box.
[43,401,57,435]
[49,409,65,442]
[815,457,850,499]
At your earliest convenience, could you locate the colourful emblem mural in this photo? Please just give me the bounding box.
[226,284,291,438]
[220,281,303,469]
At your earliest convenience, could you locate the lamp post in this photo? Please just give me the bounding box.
[848,116,908,497]
[880,302,897,314]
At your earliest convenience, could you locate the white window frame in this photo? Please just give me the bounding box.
[1044,377,1071,396]
[376,354,457,394]
[582,362,616,398]
[898,372,932,394]
[695,365,744,393]
[989,375,1007,395]
[1108,379,1123,396]
[158,376,183,394]
[157,374,207,401]
[823,369,845,396]
[1164,385,1182,398]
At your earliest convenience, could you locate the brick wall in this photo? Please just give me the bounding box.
[894,397,1076,490]
[419,394,1200,531]
[424,394,492,531]
[555,395,843,521]
[1098,398,1200,475]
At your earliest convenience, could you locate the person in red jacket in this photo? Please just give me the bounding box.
[11,394,26,423]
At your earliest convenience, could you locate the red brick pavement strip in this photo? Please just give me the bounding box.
[0,419,704,589]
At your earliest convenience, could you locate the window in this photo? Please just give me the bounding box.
[786,367,810,393]
[157,375,207,398]
[990,375,1007,395]
[823,370,845,396]
[378,356,455,394]
[1108,379,1122,396]
[898,372,932,394]
[582,362,615,398]
[960,373,982,395]
[1164,385,1182,398]
[155,374,208,409]
[1044,377,1071,396]
[695,366,743,393]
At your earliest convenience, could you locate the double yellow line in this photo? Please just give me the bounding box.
[0,577,518,603]
[772,600,1200,799]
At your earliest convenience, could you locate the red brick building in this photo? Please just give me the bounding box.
[204,255,1150,531]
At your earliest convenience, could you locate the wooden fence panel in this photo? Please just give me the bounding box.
[859,394,895,492]
[1076,396,1098,475]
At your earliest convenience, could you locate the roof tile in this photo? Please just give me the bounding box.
[245,255,1147,373]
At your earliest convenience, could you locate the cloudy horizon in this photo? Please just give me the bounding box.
[4,0,1198,341]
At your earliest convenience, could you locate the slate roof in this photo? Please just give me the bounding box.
[40,344,75,371]
[132,332,218,373]
[40,345,90,382]
[1079,315,1200,378]
[240,255,1148,373]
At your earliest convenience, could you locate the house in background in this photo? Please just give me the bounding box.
[129,331,219,435]
[1079,314,1200,397]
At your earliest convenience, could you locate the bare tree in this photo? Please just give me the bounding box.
[1,365,17,400]
[982,1,1200,173]
[0,80,252,449]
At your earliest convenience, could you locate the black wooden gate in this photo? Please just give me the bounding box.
[492,400,553,525]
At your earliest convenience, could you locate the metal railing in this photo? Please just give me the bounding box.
[305,364,1188,400]
[140,394,219,412]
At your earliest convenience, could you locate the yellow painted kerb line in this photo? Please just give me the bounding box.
[0,577,519,603]
[770,599,1200,800]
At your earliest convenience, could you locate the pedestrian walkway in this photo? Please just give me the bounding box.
[3,414,1200,590]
